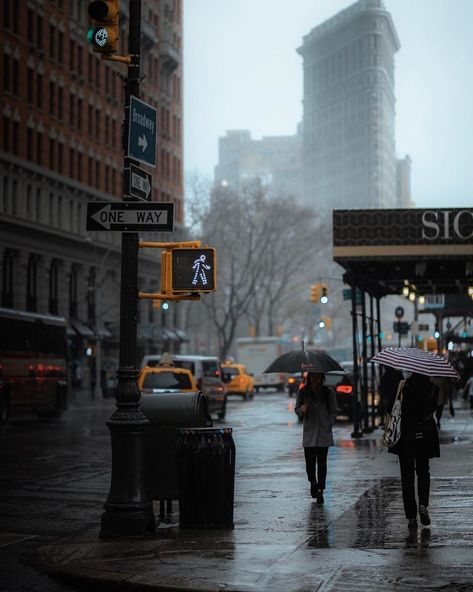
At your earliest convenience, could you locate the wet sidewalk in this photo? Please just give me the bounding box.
[37,406,473,592]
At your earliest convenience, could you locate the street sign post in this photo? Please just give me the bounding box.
[127,96,157,167]
[125,163,152,201]
[87,202,173,232]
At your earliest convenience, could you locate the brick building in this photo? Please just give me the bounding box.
[0,0,184,388]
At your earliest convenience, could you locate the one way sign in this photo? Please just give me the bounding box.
[87,202,174,232]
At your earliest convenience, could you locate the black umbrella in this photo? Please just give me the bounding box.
[263,343,345,374]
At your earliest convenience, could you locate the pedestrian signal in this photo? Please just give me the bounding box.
[87,0,119,54]
[169,248,216,293]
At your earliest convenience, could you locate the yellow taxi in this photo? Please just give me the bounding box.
[221,362,254,400]
[138,365,198,394]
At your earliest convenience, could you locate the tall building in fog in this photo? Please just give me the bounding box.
[0,0,184,380]
[396,155,413,207]
[214,129,302,199]
[298,0,400,211]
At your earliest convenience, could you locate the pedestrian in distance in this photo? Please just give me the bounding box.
[295,371,338,505]
[388,371,440,530]
[463,371,473,412]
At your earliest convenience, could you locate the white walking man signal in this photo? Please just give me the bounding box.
[192,254,211,286]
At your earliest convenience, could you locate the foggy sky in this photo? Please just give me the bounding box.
[183,0,473,209]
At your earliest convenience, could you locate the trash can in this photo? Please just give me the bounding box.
[140,392,212,503]
[177,427,235,528]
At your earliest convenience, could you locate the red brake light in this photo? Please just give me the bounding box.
[336,385,353,394]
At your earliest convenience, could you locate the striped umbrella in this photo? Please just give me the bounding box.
[370,347,459,379]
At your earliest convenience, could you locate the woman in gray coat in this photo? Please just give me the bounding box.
[295,371,338,504]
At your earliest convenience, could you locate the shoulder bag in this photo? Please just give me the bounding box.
[384,379,405,448]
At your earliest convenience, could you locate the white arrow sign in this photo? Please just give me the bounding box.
[138,134,148,152]
[87,202,174,232]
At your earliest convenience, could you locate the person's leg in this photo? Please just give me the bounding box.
[416,453,431,525]
[436,404,444,428]
[415,453,431,507]
[315,447,328,490]
[398,450,417,520]
[304,447,317,482]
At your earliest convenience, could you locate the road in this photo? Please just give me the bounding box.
[0,388,305,591]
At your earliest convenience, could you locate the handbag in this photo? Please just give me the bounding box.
[384,379,405,447]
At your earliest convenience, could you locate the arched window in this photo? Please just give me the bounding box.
[1,249,15,308]
[49,259,60,315]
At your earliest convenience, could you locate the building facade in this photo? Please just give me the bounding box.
[396,154,412,208]
[214,129,303,199]
[298,0,400,211]
[0,0,184,388]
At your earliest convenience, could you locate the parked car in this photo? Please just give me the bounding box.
[221,362,254,400]
[139,354,227,420]
[325,365,354,419]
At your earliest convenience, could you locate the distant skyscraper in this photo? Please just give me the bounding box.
[298,0,400,211]
[214,129,302,199]
[396,155,413,207]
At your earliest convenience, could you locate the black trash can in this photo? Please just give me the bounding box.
[177,427,235,528]
[141,392,212,503]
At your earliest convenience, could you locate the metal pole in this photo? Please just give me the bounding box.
[361,291,371,433]
[351,285,362,438]
[369,294,376,430]
[100,0,155,537]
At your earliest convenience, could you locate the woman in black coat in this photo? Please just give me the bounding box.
[388,371,439,529]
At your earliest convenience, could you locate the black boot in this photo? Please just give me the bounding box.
[316,489,324,505]
[310,482,318,498]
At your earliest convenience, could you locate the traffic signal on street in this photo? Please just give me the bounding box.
[321,316,331,330]
[320,283,329,303]
[162,247,217,293]
[310,284,321,303]
[87,0,119,54]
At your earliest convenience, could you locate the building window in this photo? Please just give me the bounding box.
[27,128,34,161]
[12,58,19,96]
[36,131,43,165]
[77,152,82,181]
[88,157,93,185]
[49,259,60,315]
[1,249,15,308]
[49,138,55,169]
[3,54,10,93]
[95,108,100,139]
[77,99,83,130]
[49,81,55,114]
[77,46,83,76]
[69,93,75,126]
[36,73,43,108]
[69,39,75,70]
[69,147,75,178]
[88,104,93,135]
[27,67,34,103]
[12,121,19,156]
[36,15,43,50]
[58,32,64,63]
[35,188,41,221]
[49,25,55,59]
[58,142,64,174]
[95,161,100,189]
[58,87,63,119]
[69,264,78,318]
[27,254,39,312]
[88,53,93,84]
[95,58,100,87]
[28,9,35,43]
[2,117,10,152]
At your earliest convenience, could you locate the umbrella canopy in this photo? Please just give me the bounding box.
[263,348,345,375]
[370,347,459,380]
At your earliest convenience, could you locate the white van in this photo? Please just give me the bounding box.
[140,354,227,419]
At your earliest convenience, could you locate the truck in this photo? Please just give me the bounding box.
[236,337,292,392]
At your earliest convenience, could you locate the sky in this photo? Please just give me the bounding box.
[183,0,473,209]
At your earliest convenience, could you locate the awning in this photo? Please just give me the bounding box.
[70,318,95,337]
[96,326,112,338]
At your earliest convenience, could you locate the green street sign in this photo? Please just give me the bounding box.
[343,288,363,304]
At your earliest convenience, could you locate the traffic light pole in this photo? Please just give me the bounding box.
[100,0,155,537]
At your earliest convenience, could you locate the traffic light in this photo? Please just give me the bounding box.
[163,247,217,293]
[320,283,329,303]
[310,284,321,303]
[87,1,119,54]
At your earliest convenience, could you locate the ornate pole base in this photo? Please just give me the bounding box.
[100,408,155,538]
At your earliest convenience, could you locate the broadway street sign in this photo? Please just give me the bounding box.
[87,202,174,232]
[127,96,157,167]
